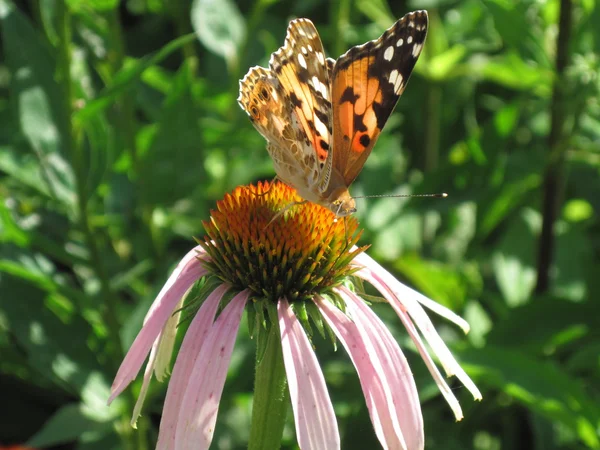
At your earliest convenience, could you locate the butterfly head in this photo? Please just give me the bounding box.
[327,187,356,217]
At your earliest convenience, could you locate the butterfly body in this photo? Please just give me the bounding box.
[239,11,428,216]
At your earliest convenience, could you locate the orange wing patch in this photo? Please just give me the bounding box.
[332,58,385,186]
[331,10,428,186]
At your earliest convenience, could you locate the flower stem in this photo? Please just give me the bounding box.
[248,307,289,450]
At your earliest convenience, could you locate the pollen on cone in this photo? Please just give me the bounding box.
[199,181,367,302]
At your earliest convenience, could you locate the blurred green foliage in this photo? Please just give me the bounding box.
[1,0,599,449]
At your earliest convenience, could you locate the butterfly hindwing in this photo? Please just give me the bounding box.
[268,19,333,185]
[331,10,428,186]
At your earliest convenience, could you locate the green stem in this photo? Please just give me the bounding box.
[107,9,138,168]
[106,8,162,267]
[55,3,144,449]
[248,308,289,450]
[535,0,572,294]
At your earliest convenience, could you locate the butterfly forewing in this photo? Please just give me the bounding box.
[331,10,428,186]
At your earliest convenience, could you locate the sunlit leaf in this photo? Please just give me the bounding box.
[191,0,246,71]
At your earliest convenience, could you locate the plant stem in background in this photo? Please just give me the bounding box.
[107,8,138,168]
[55,2,146,448]
[106,8,162,268]
[170,0,199,75]
[248,313,289,450]
[535,0,572,294]
[330,0,351,57]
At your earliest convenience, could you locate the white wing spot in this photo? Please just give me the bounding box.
[301,46,308,55]
[316,51,325,65]
[412,43,423,57]
[298,53,308,69]
[389,69,404,94]
[384,46,394,61]
[396,38,404,47]
[407,35,413,44]
[314,115,329,139]
[312,76,328,99]
[408,21,415,28]
[394,75,404,94]
[308,44,313,52]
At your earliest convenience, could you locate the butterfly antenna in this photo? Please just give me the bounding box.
[353,192,448,199]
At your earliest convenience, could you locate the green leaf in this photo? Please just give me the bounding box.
[492,208,539,306]
[74,33,197,124]
[191,0,246,71]
[67,0,119,11]
[27,403,110,447]
[460,346,600,448]
[394,254,476,310]
[487,297,598,351]
[425,45,467,81]
[0,0,76,209]
[138,61,207,206]
[479,52,553,96]
[479,173,542,237]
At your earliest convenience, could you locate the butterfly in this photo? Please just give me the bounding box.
[238,10,428,216]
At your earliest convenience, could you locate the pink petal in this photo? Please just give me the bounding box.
[353,252,470,332]
[278,298,340,450]
[315,294,423,450]
[109,245,208,403]
[338,287,424,449]
[355,267,466,419]
[156,284,230,450]
[354,257,482,416]
[174,290,249,450]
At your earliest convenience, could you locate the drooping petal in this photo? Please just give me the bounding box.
[156,284,230,450]
[315,294,422,450]
[132,287,188,426]
[353,254,482,407]
[131,337,159,428]
[338,287,424,450]
[353,252,470,332]
[278,298,340,450]
[174,290,249,450]
[109,246,208,403]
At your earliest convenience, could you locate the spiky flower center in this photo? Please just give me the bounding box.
[200,182,366,302]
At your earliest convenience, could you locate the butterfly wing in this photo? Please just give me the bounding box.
[331,10,428,186]
[239,19,335,197]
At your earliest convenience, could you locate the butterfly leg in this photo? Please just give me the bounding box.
[249,176,280,198]
[264,200,308,229]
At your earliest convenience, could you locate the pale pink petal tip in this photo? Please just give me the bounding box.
[316,294,424,450]
[278,298,340,450]
[352,252,482,408]
[108,245,208,405]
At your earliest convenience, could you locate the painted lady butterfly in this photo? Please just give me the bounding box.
[238,11,428,216]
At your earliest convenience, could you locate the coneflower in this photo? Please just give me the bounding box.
[108,181,481,450]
